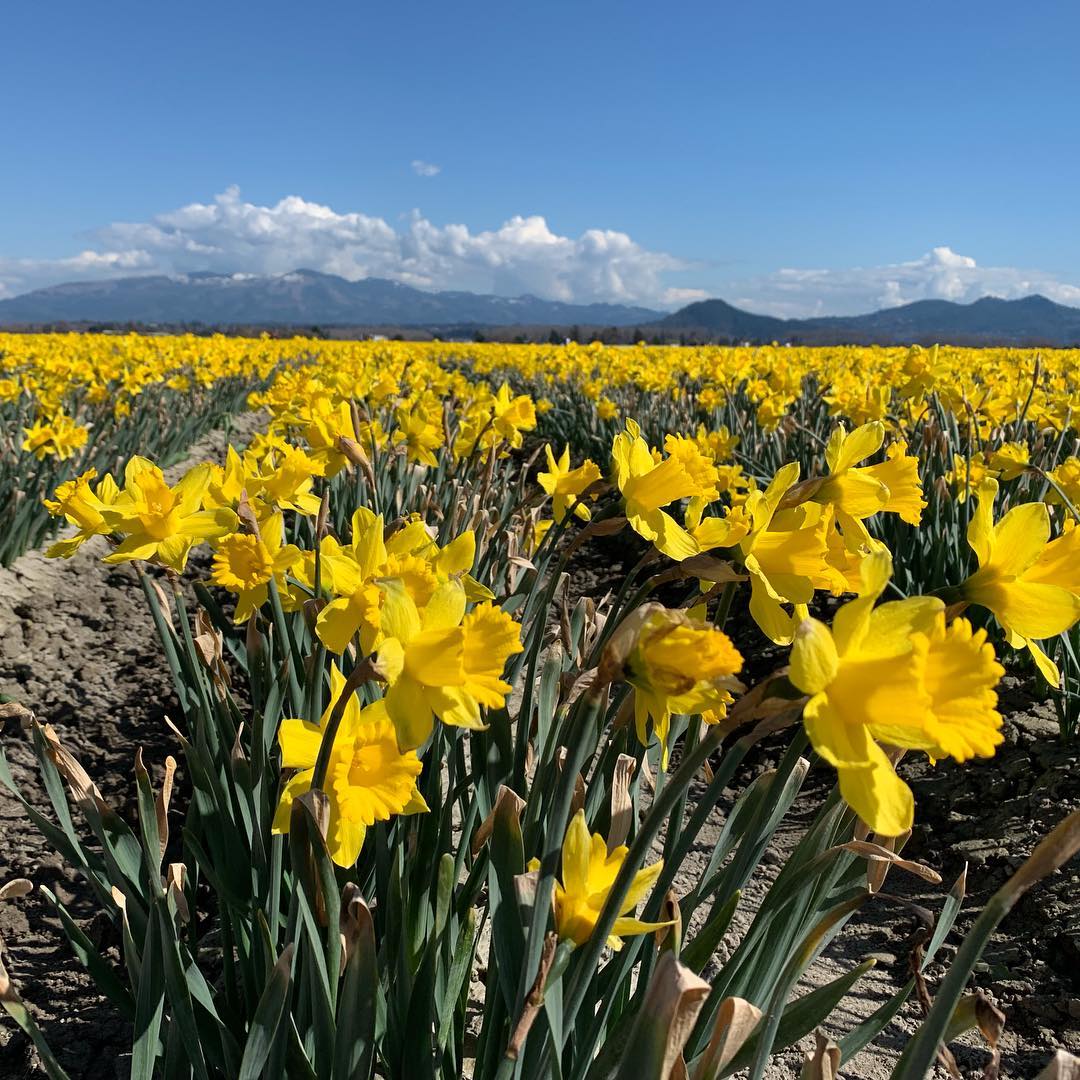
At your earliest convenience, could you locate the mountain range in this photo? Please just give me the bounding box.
[2,269,1080,345]
[660,293,1080,345]
[0,270,659,329]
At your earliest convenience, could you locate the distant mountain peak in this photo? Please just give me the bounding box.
[660,292,1080,345]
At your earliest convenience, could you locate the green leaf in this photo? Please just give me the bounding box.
[0,956,72,1080]
[335,888,378,1080]
[837,979,914,1063]
[892,811,1080,1079]
[681,890,741,974]
[131,906,165,1080]
[155,902,215,1080]
[39,886,135,1020]
[239,943,295,1080]
[922,864,966,971]
[719,959,876,1076]
[436,907,478,1053]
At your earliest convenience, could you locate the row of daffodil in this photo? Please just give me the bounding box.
[0,331,326,564]
[13,330,1080,543]
[3,331,312,458]
[45,403,1080,851]
[12,331,1080,464]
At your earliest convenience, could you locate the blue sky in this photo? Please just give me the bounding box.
[3,0,1079,314]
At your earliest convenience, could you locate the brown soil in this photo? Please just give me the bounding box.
[0,457,1077,1078]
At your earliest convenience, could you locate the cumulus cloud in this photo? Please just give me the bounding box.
[729,246,1080,319]
[410,160,441,177]
[4,195,1076,317]
[0,186,701,309]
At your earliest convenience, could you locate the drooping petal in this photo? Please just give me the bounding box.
[1024,637,1061,688]
[384,676,434,751]
[837,755,914,838]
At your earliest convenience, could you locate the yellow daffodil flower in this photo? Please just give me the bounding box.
[392,399,444,467]
[251,445,323,515]
[738,463,831,644]
[814,423,925,535]
[960,478,1080,684]
[43,468,120,558]
[537,444,601,523]
[611,420,717,561]
[22,411,89,460]
[987,442,1030,481]
[374,581,523,750]
[613,604,744,768]
[945,453,992,503]
[491,383,537,448]
[791,552,1004,836]
[101,458,237,572]
[316,508,484,654]
[272,666,428,867]
[1046,456,1080,509]
[210,513,302,623]
[543,809,670,949]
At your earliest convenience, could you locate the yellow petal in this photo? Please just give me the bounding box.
[326,806,367,868]
[990,502,1050,576]
[969,579,1080,640]
[831,421,885,473]
[278,718,323,769]
[966,479,999,566]
[561,810,591,898]
[837,755,914,838]
[421,580,467,631]
[384,676,434,751]
[1024,637,1061,688]
[272,768,314,833]
[316,595,366,655]
[790,618,839,695]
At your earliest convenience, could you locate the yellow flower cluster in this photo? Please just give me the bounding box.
[35,329,1080,884]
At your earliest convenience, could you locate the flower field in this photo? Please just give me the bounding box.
[1,332,1079,1077]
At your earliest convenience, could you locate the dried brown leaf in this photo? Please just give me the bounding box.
[607,753,637,851]
[800,1031,842,1080]
[471,784,527,857]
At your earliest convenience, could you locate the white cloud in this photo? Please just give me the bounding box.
[0,186,696,309]
[410,160,441,177]
[728,246,1080,319]
[3,196,1077,319]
